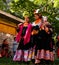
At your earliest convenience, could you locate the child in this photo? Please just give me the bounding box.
[1,38,9,57]
[13,37,18,56]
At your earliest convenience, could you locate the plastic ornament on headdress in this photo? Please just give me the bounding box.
[34,9,40,14]
[23,11,29,17]
[42,16,48,22]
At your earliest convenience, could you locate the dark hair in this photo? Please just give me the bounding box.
[14,37,16,40]
[3,38,8,44]
[24,16,30,23]
[3,39,7,42]
[34,13,42,19]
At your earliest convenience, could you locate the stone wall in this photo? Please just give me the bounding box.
[0,32,14,44]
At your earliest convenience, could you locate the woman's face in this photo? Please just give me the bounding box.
[34,14,39,20]
[25,17,30,23]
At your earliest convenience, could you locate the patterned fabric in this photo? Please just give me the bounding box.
[13,48,35,62]
[50,52,54,61]
[36,49,54,61]
[45,50,50,60]
[31,48,35,59]
[13,50,22,61]
[36,50,40,59]
[40,49,45,59]
[28,48,32,61]
[24,50,29,62]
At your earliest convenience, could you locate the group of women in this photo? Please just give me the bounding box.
[13,10,54,65]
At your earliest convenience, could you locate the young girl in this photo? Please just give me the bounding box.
[13,16,32,63]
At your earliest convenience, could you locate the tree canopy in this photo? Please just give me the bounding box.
[0,0,59,33]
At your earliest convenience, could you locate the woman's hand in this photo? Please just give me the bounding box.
[31,30,38,35]
[18,23,22,27]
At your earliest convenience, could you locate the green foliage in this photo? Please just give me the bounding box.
[33,0,47,5]
[0,0,6,10]
[54,0,59,8]
[0,0,59,33]
[33,0,59,33]
[8,0,38,19]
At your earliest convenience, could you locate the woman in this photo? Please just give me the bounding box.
[13,37,18,56]
[13,15,32,62]
[36,24,54,65]
[31,10,43,64]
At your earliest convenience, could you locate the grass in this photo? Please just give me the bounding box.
[0,57,20,65]
[0,57,59,65]
[0,57,34,65]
